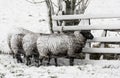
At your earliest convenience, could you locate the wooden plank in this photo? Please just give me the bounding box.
[52,14,120,20]
[87,37,120,42]
[74,60,120,66]
[82,48,120,53]
[53,24,120,31]
[80,19,91,60]
[99,30,107,60]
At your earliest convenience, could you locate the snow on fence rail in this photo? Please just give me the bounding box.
[82,48,120,54]
[52,14,120,60]
[87,37,120,42]
[53,25,120,31]
[52,14,120,20]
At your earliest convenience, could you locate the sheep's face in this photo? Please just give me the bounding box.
[80,30,94,39]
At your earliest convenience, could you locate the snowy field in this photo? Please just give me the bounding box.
[1,0,120,78]
[1,54,120,78]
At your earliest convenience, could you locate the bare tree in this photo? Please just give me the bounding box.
[26,0,90,33]
[45,0,55,33]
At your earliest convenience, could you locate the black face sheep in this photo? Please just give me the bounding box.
[22,33,41,66]
[37,31,94,66]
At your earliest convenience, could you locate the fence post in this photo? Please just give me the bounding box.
[99,30,107,60]
[85,42,90,60]
[79,19,91,60]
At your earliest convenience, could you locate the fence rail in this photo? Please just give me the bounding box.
[52,14,120,20]
[87,37,120,42]
[52,14,120,60]
[53,24,120,31]
[82,48,120,53]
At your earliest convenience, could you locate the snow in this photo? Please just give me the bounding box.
[85,0,120,37]
[1,54,120,78]
[0,0,51,53]
[0,0,120,78]
[85,0,120,15]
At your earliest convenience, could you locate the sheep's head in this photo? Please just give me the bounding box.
[80,30,94,39]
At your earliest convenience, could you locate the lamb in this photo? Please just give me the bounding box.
[7,27,33,63]
[37,30,94,66]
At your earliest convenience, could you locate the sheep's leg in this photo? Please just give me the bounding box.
[20,53,25,63]
[39,57,44,66]
[22,54,26,63]
[15,53,23,63]
[54,58,58,66]
[25,56,29,66]
[47,57,51,66]
[34,55,40,67]
[12,53,15,58]
[26,56,31,66]
[69,57,74,66]
[16,57,20,63]
[15,53,18,63]
[39,59,43,65]
[18,57,23,63]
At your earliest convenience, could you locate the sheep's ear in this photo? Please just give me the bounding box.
[74,31,81,35]
[74,31,84,38]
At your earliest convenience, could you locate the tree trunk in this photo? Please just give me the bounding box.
[45,0,54,33]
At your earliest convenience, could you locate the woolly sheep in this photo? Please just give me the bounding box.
[37,31,94,66]
[7,28,33,63]
[10,33,25,63]
[22,33,41,66]
[22,33,57,66]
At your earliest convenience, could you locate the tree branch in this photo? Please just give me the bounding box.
[75,0,82,7]
[85,0,90,8]
[51,1,58,8]
[25,0,45,4]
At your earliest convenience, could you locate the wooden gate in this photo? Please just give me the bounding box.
[52,14,120,60]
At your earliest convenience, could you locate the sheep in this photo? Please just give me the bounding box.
[22,33,42,66]
[22,33,57,66]
[10,33,25,63]
[7,27,33,63]
[37,30,94,66]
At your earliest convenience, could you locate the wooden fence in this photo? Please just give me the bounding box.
[52,14,120,60]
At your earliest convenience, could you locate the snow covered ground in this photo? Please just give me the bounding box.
[0,0,120,78]
[1,54,120,78]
